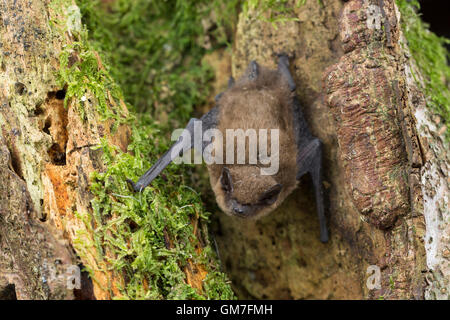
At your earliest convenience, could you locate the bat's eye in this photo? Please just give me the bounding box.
[258,184,282,205]
[220,167,233,193]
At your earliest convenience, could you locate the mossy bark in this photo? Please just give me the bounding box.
[211,0,447,299]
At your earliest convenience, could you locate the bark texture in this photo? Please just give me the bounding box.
[211,0,446,299]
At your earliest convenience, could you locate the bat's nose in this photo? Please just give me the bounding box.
[233,207,244,214]
[229,199,249,217]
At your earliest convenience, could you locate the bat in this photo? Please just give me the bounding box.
[128,54,328,243]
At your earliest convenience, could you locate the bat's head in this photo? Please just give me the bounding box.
[212,165,289,219]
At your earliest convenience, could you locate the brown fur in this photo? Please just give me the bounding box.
[207,65,299,218]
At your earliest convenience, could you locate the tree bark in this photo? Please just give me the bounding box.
[212,0,448,299]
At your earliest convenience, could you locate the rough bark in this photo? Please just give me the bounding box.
[212,0,446,299]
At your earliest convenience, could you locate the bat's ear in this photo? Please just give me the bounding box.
[246,60,259,80]
[258,184,282,205]
[220,167,233,193]
[277,53,296,91]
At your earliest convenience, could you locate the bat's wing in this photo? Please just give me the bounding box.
[278,54,329,243]
[128,107,218,192]
[296,137,328,243]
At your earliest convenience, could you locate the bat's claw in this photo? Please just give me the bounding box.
[320,232,329,243]
[126,178,138,192]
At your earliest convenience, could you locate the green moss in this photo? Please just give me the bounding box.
[241,0,324,28]
[58,40,130,126]
[49,1,129,125]
[76,0,234,120]
[82,119,235,299]
[397,0,450,141]
[389,275,395,290]
[242,0,299,28]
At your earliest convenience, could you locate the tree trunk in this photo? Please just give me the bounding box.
[212,0,448,300]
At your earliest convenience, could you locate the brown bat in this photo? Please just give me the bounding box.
[128,54,328,242]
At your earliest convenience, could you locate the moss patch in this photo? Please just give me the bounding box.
[81,124,234,299]
[241,0,326,28]
[76,0,232,119]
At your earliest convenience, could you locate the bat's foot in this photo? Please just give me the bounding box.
[276,51,295,61]
[320,231,329,243]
